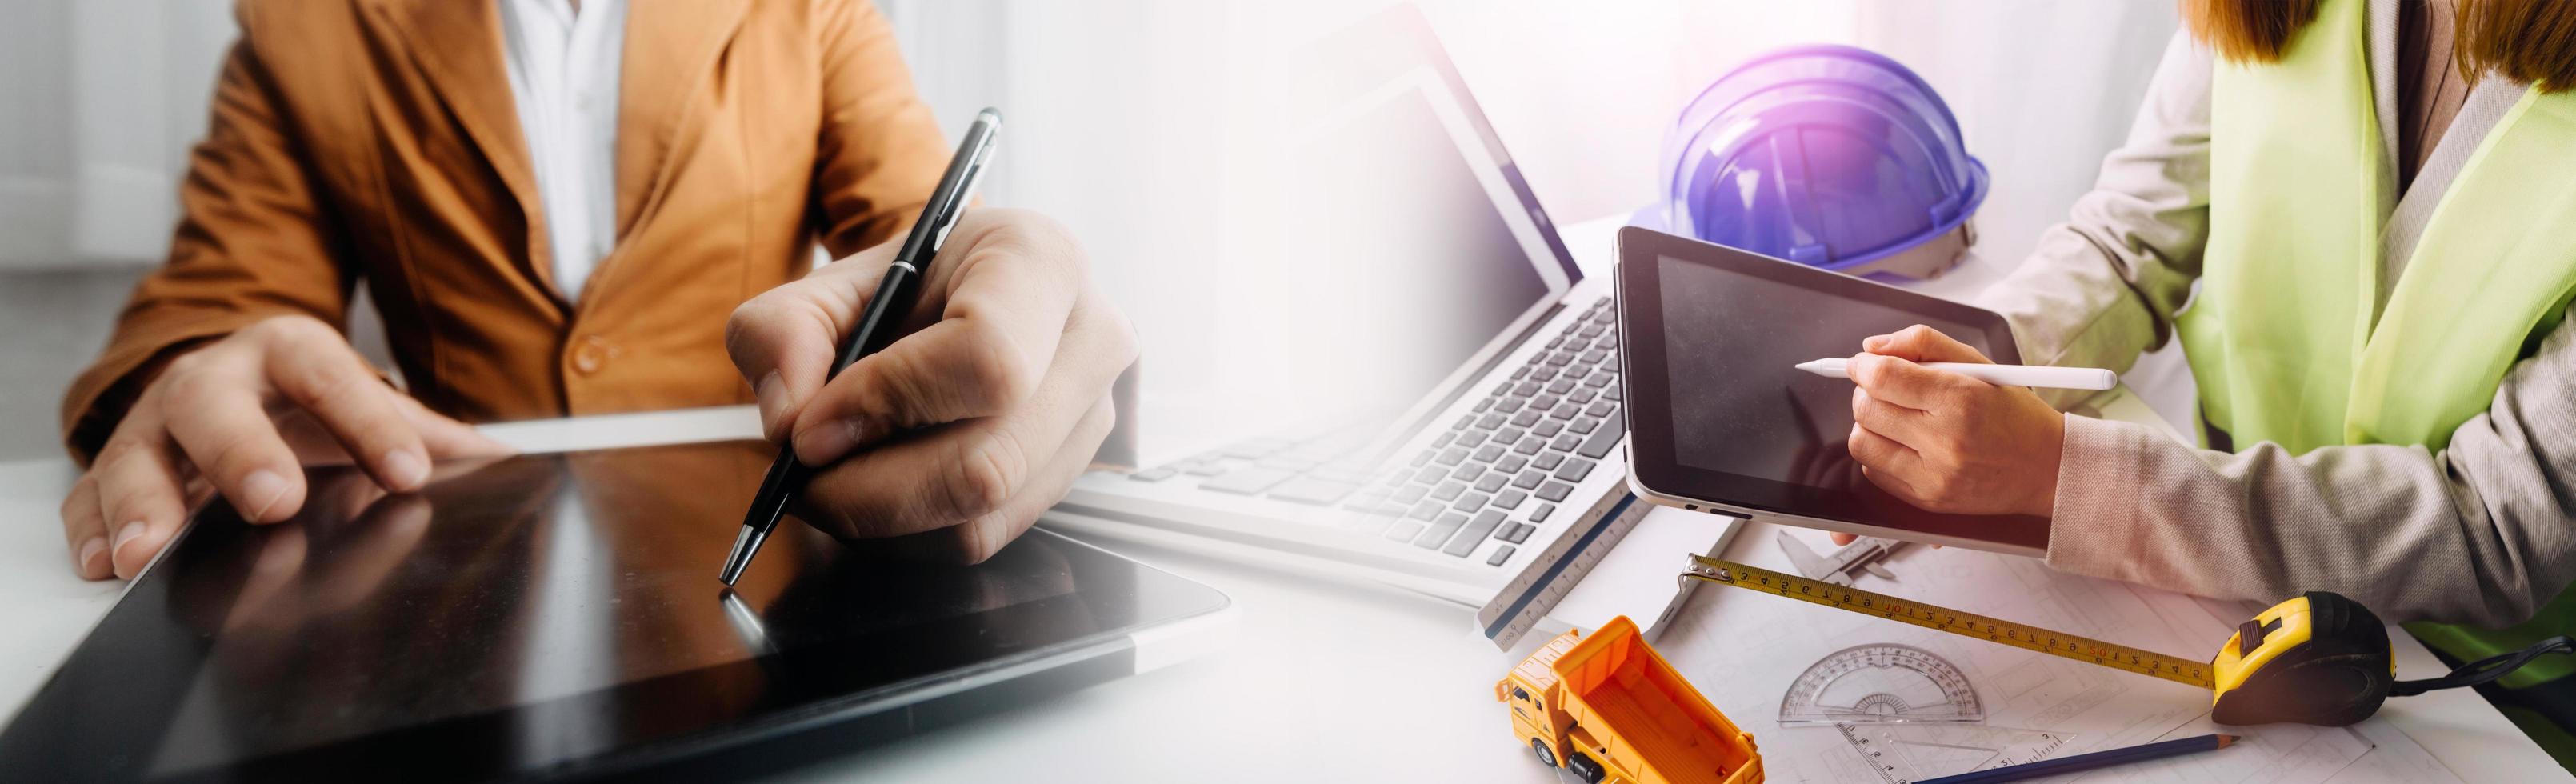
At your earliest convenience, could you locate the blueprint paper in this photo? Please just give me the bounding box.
[1653,526,2458,783]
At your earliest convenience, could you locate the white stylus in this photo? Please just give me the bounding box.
[1794,357,2117,390]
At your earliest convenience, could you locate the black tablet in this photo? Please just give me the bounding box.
[1614,227,2050,554]
[0,442,1231,782]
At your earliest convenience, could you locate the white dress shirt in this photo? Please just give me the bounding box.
[497,0,626,303]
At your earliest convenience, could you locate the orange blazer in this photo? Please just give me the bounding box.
[60,0,947,462]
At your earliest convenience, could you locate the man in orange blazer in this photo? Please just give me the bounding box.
[54,0,1134,580]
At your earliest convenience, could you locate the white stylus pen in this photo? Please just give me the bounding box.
[1794,357,2118,390]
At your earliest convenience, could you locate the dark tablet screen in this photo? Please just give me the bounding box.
[0,442,1228,782]
[1616,227,2050,551]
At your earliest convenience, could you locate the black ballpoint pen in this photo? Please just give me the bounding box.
[720,108,1002,586]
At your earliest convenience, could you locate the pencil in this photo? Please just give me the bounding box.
[1916,734,2238,784]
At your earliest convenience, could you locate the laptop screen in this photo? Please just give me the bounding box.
[1276,74,1561,418]
[1227,13,1577,435]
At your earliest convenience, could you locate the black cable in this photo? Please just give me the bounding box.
[2390,636,2576,697]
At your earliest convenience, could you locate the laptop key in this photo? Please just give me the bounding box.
[1509,365,1529,380]
[1409,500,1445,521]
[1413,466,1446,483]
[1487,546,1516,566]
[1515,380,1543,396]
[1344,513,1395,534]
[1603,385,1622,401]
[1480,413,1509,430]
[1581,349,1608,365]
[1536,481,1575,502]
[1569,416,1600,434]
[1268,477,1358,505]
[1393,484,1428,504]
[1385,520,1428,542]
[1494,426,1526,445]
[1474,473,1508,494]
[1546,378,1577,394]
[1451,462,1486,482]
[1531,365,1561,382]
[1511,436,1545,455]
[1258,455,1320,472]
[1473,445,1506,463]
[1454,414,1476,430]
[1530,502,1556,522]
[1410,450,1433,467]
[1202,467,1297,495]
[1499,522,1534,543]
[1436,447,1470,466]
[1549,402,1582,420]
[1414,513,1470,549]
[1533,452,1564,470]
[1568,386,1597,403]
[1456,430,1490,448]
[1510,409,1542,427]
[1130,466,1179,482]
[1530,394,1561,411]
[1430,481,1467,502]
[1496,454,1528,474]
[1432,430,1455,449]
[1534,419,1565,438]
[1512,470,1548,490]
[1494,380,1517,397]
[1579,322,1605,338]
[1220,439,1288,459]
[1553,458,1596,483]
[1583,370,1614,388]
[1452,491,1491,513]
[1585,399,1616,418]
[1549,433,1582,452]
[1562,337,1591,353]
[1494,488,1528,510]
[1446,510,1507,556]
[1575,408,1625,458]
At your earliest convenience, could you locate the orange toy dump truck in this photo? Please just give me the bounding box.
[1495,616,1762,784]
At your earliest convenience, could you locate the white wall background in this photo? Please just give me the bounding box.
[0,0,2182,455]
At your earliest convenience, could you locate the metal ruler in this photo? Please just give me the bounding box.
[1683,556,2218,690]
[1476,491,1654,649]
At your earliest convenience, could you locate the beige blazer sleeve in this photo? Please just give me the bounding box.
[1978,31,2576,626]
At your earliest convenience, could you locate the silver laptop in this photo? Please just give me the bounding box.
[1042,7,1643,610]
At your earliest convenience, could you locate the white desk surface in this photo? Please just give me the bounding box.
[0,215,2564,782]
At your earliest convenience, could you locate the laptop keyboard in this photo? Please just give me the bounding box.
[1127,297,1622,566]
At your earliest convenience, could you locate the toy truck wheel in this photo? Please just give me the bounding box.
[1530,738,1558,767]
[1568,751,1605,783]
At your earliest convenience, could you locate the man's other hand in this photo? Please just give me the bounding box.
[59,316,507,580]
[726,209,1136,563]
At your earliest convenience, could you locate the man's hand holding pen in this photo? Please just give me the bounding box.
[725,208,1136,564]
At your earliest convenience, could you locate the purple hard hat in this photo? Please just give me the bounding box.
[1650,44,1986,279]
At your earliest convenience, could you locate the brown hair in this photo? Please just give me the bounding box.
[2182,0,2576,92]
[2181,0,2318,63]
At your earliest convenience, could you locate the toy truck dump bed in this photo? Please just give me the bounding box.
[1498,615,1760,784]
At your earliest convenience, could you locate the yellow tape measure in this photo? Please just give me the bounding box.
[1684,556,2215,688]
[1685,554,2576,726]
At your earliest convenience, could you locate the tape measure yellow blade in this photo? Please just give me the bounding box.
[1685,556,2218,690]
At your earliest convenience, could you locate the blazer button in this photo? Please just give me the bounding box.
[572,335,614,374]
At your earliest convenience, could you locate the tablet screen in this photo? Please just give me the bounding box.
[1616,227,2048,551]
[1658,254,1994,486]
[0,442,1230,782]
